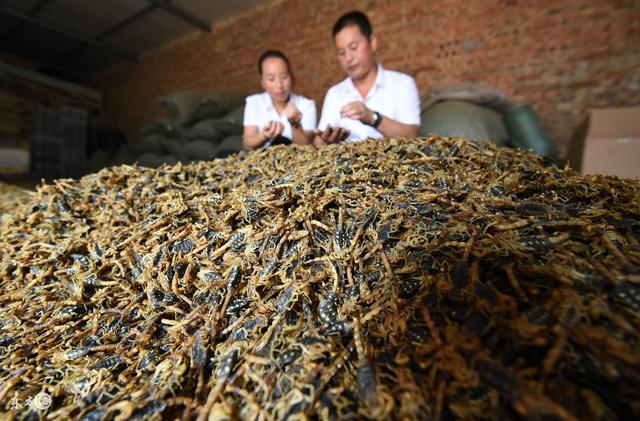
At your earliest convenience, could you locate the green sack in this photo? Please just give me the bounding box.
[188,90,246,125]
[160,154,180,166]
[504,105,558,161]
[160,90,206,123]
[217,135,244,158]
[420,100,509,145]
[188,119,225,142]
[212,105,244,136]
[182,140,219,161]
[134,133,165,154]
[160,89,246,126]
[141,117,185,138]
[137,152,164,168]
[158,137,187,161]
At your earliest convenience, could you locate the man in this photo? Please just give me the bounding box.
[314,11,421,146]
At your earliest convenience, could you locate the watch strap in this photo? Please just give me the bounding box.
[370,111,382,128]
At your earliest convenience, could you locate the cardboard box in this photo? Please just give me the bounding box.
[568,107,640,179]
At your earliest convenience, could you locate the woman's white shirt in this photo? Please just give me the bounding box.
[243,92,317,143]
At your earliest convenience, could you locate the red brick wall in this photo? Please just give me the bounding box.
[93,0,640,156]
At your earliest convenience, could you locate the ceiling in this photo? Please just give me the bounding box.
[0,0,268,82]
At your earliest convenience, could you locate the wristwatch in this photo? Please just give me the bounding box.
[365,111,382,128]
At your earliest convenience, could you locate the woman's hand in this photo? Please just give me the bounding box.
[262,121,284,139]
[284,102,302,128]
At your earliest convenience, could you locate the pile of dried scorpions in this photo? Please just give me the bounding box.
[1,136,639,420]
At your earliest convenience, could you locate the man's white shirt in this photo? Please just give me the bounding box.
[318,65,420,142]
[243,92,317,145]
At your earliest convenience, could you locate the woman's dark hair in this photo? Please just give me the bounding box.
[332,11,372,39]
[258,50,292,77]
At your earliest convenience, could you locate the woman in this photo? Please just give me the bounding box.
[243,50,316,150]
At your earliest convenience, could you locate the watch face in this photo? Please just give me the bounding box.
[364,111,381,127]
[373,112,381,127]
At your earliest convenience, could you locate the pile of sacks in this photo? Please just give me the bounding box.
[96,89,247,169]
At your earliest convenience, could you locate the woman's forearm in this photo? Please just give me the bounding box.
[291,126,313,145]
[243,131,268,150]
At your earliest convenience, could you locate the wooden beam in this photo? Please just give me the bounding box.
[2,0,54,46]
[57,3,158,62]
[0,52,88,81]
[0,5,139,62]
[149,0,211,32]
[0,60,103,103]
[96,3,158,41]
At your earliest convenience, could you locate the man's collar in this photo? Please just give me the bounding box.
[345,64,385,98]
[372,63,385,88]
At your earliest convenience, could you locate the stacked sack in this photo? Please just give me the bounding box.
[112,89,247,168]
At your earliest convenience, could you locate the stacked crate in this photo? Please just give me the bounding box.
[32,107,88,179]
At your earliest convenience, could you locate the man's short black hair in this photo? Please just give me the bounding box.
[258,50,292,76]
[332,11,372,39]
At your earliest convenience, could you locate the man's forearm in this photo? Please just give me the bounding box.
[376,115,420,138]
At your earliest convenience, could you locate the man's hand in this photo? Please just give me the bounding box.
[314,125,350,145]
[340,101,374,125]
[262,121,284,139]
